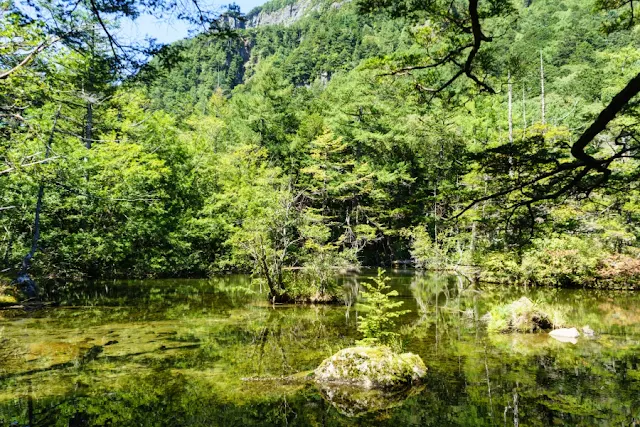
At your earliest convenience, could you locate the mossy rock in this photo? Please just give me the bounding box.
[0,284,18,307]
[486,297,553,333]
[314,346,427,389]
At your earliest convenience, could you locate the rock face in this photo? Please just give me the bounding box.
[247,0,320,27]
[314,347,427,389]
[244,0,353,28]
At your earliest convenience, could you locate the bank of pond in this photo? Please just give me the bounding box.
[0,270,639,425]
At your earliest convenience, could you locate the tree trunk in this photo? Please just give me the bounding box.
[259,254,291,303]
[433,179,438,244]
[540,51,545,125]
[508,72,514,177]
[15,107,60,298]
[522,83,527,139]
[508,71,513,144]
[2,226,13,269]
[84,101,93,149]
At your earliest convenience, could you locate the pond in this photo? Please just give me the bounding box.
[0,270,639,426]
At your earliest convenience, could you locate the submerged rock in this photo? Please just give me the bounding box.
[582,325,595,336]
[549,336,578,344]
[487,297,553,333]
[314,347,427,389]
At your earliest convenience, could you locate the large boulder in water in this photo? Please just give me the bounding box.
[314,346,427,389]
[486,297,553,333]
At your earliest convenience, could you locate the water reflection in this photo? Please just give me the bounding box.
[0,271,639,425]
[317,382,426,418]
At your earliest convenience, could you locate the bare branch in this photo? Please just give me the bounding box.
[381,44,474,76]
[0,37,61,80]
[570,71,640,172]
[0,157,61,176]
[87,0,122,62]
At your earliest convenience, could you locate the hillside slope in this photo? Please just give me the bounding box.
[144,0,406,116]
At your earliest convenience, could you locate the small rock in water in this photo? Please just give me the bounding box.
[549,327,580,339]
[582,325,595,336]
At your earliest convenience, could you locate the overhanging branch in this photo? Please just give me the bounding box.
[0,36,61,80]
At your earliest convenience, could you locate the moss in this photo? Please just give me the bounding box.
[0,294,17,305]
[0,283,17,306]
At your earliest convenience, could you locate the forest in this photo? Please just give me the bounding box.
[1,0,640,301]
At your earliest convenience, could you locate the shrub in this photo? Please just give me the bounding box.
[597,254,640,288]
[410,226,473,270]
[479,252,522,284]
[520,236,604,286]
[357,269,409,348]
[480,235,612,287]
[0,283,17,305]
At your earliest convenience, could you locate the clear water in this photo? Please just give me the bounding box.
[1,270,639,426]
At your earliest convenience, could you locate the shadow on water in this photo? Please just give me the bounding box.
[0,270,639,425]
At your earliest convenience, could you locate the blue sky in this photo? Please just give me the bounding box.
[118,1,265,45]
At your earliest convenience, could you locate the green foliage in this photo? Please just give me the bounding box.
[2,0,640,293]
[480,235,610,287]
[520,236,605,286]
[227,172,300,300]
[410,226,474,271]
[357,268,409,347]
[299,208,358,296]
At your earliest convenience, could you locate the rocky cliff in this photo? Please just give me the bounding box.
[244,0,349,28]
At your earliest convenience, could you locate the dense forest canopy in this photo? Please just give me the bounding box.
[1,0,639,298]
